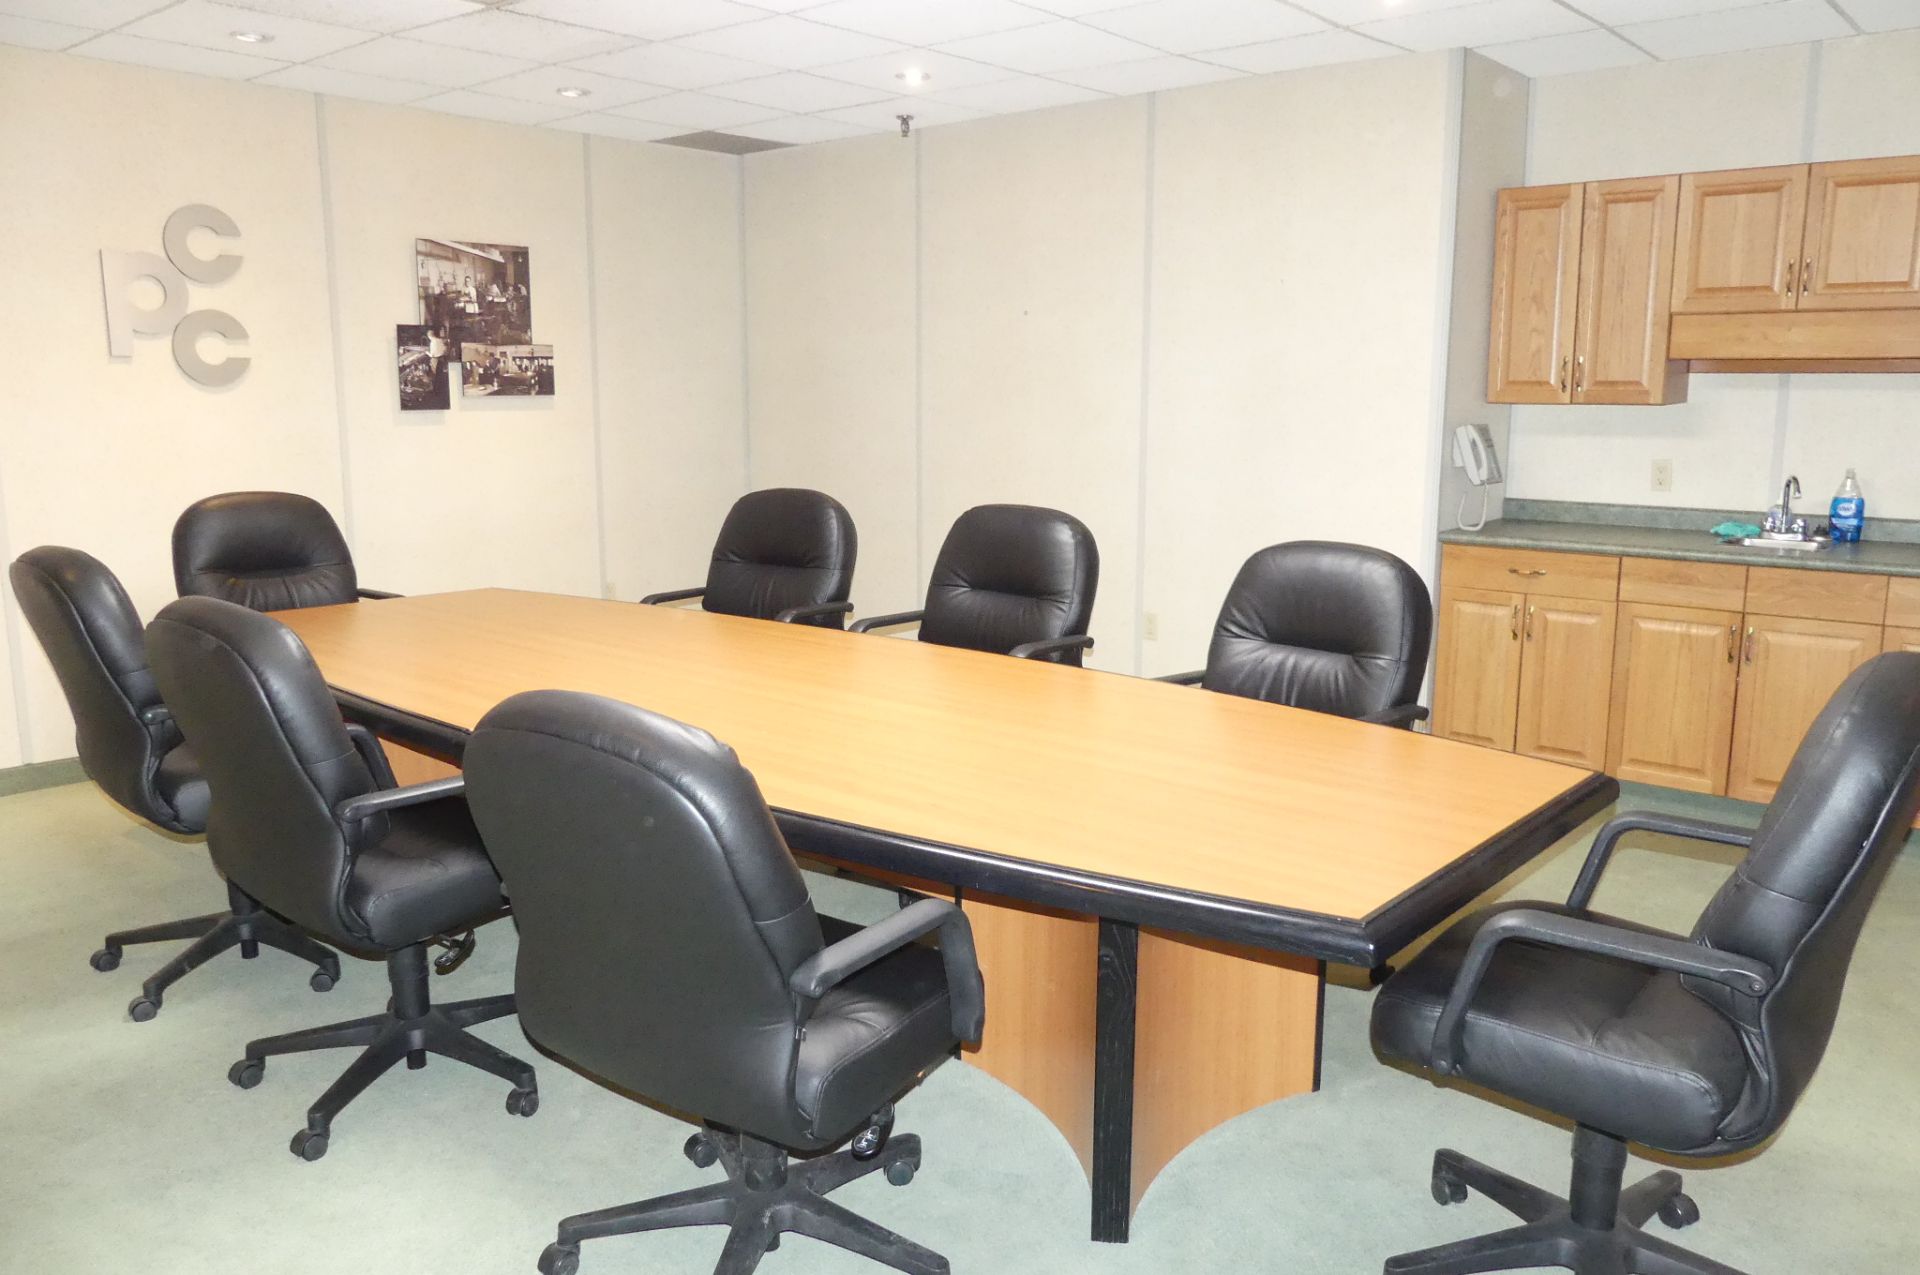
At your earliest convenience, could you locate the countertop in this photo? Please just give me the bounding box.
[1440,501,1920,579]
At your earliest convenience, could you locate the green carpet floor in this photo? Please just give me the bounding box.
[2,778,1914,1274]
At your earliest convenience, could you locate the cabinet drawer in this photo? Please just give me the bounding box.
[1744,566,1888,624]
[1618,557,1746,610]
[1442,545,1620,601]
[1887,577,1920,629]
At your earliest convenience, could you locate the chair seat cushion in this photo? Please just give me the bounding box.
[153,743,210,834]
[343,796,504,949]
[1370,902,1750,1153]
[794,916,957,1146]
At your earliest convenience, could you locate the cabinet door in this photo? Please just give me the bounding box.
[1433,588,1524,751]
[1887,627,1920,655]
[1488,184,1582,403]
[1727,616,1880,803]
[1515,595,1616,770]
[1672,165,1808,314]
[1606,603,1740,794]
[1800,156,1920,310]
[1574,176,1688,405]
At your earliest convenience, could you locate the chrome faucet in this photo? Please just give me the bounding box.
[1763,475,1807,539]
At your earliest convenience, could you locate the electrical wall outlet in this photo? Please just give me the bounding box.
[1142,611,1159,641]
[1651,460,1673,493]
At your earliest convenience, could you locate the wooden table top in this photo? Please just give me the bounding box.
[276,589,1612,960]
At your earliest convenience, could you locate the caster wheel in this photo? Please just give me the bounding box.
[228,1059,264,1090]
[506,1087,539,1118]
[684,1133,718,1168]
[884,1160,916,1187]
[128,996,160,1023]
[309,969,336,993]
[90,947,122,972]
[537,1243,580,1275]
[1431,1170,1468,1207]
[1658,1193,1700,1229]
[290,1129,329,1161]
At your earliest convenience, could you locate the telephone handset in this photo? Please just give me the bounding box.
[1453,423,1503,487]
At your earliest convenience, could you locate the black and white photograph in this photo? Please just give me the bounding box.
[415,239,532,360]
[461,344,554,398]
[394,323,450,411]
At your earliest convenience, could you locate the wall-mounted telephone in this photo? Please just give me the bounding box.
[1452,424,1502,531]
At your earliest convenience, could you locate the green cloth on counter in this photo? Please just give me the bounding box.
[1711,521,1763,539]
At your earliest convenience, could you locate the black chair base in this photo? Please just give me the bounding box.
[91,882,341,1022]
[1387,1130,1742,1275]
[538,1126,945,1275]
[226,942,536,1161]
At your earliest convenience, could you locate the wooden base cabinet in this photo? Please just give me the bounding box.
[1726,616,1882,804]
[1432,588,1523,751]
[1515,596,1616,770]
[1888,628,1920,656]
[1607,603,1741,794]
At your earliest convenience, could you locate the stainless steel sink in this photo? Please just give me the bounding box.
[1726,535,1831,551]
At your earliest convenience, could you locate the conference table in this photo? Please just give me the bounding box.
[273,589,1616,1244]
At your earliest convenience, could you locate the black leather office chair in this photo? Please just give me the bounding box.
[147,597,535,1161]
[173,491,396,610]
[463,690,985,1275]
[850,503,1098,665]
[1370,652,1920,1275]
[9,547,340,1020]
[1159,541,1431,726]
[641,488,858,628]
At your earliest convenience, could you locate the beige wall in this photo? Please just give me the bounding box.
[2,45,743,764]
[1509,28,1920,520]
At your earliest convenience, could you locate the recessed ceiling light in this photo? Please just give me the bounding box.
[895,67,931,89]
[556,86,592,99]
[229,30,274,44]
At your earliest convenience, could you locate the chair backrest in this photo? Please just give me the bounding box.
[1202,542,1432,718]
[703,488,857,627]
[8,547,192,831]
[145,597,384,945]
[463,689,828,1147]
[172,491,358,611]
[918,504,1099,664]
[1691,651,1920,1147]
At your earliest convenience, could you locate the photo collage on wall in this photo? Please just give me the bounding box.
[396,239,554,410]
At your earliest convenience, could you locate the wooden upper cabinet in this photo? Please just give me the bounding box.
[1574,175,1688,405]
[1514,594,1616,770]
[1488,184,1582,403]
[1672,164,1808,314]
[1800,156,1920,310]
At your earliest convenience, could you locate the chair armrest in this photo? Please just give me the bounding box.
[1429,908,1774,1076]
[640,586,706,606]
[355,588,401,600]
[849,609,926,635]
[1567,813,1756,910]
[1009,634,1094,661]
[775,601,855,624]
[788,898,985,1043]
[138,704,174,726]
[334,776,466,826]
[1154,669,1206,686]
[1358,703,1430,728]
[342,722,398,790]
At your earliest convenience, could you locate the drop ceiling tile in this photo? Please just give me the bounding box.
[728,114,885,143]
[121,0,374,62]
[1355,0,1592,53]
[672,15,904,68]
[317,36,537,87]
[413,88,575,124]
[220,0,484,32]
[1053,54,1243,93]
[0,13,92,48]
[506,0,766,40]
[936,19,1162,72]
[1017,0,1140,14]
[475,64,668,109]
[1288,0,1487,22]
[1197,27,1399,72]
[0,0,174,27]
[1619,0,1853,60]
[67,31,289,78]
[1831,0,1920,33]
[815,48,1015,93]
[819,93,987,128]
[255,63,437,102]
[408,8,632,61]
[546,112,689,141]
[1565,0,1777,24]
[1083,0,1326,56]
[611,90,781,129]
[569,42,774,88]
[710,70,890,111]
[802,0,1049,46]
[1476,27,1649,76]
[927,74,1107,111]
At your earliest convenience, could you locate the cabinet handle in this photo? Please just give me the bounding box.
[1525,603,1536,640]
[1743,626,1755,664]
[1506,567,1548,577]
[1574,353,1586,395]
[1559,355,1570,394]
[1785,259,1797,296]
[1510,604,1520,641]
[1726,624,1737,663]
[1801,257,1812,297]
